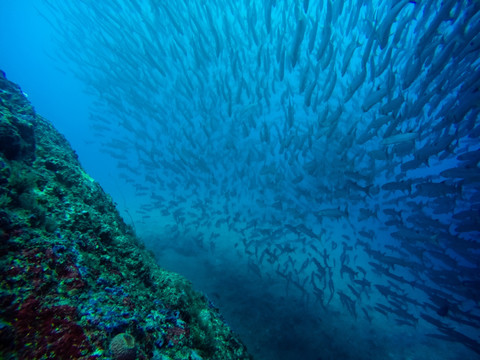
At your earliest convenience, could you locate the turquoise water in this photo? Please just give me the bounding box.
[1,1,479,359]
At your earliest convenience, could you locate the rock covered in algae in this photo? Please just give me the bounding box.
[0,69,253,360]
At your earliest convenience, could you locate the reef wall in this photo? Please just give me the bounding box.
[0,70,252,360]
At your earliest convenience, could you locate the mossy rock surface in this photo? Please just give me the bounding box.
[0,70,253,360]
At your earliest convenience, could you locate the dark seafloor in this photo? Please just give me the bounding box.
[0,70,252,360]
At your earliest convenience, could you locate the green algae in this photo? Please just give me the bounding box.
[0,70,252,360]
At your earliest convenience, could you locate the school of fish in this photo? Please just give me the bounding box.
[41,0,480,356]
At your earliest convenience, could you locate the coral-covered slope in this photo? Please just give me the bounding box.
[0,70,252,360]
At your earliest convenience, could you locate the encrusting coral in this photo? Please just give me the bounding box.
[0,70,252,360]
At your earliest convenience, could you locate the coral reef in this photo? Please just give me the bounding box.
[0,70,252,360]
[109,333,136,360]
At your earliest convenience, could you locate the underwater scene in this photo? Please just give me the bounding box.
[1,0,479,359]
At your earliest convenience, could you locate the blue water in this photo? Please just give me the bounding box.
[1,1,479,359]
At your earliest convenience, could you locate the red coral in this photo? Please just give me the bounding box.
[14,296,93,359]
[45,247,55,260]
[165,325,190,346]
[6,265,22,277]
[22,247,43,263]
[57,262,86,290]
[9,228,24,238]
[42,247,87,291]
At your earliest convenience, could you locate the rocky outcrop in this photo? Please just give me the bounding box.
[0,70,252,360]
